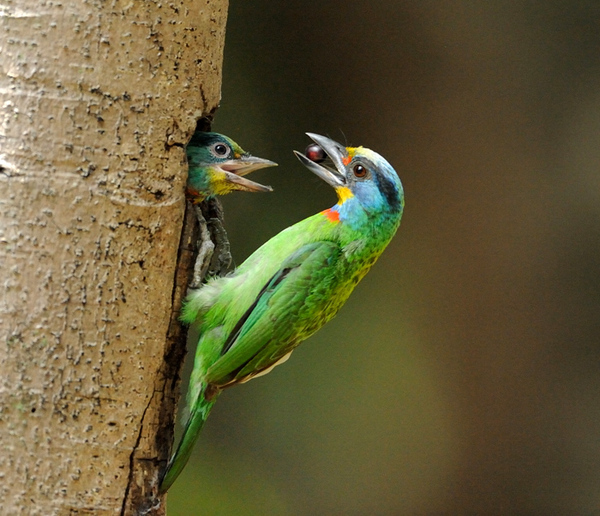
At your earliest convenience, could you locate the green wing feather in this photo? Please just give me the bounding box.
[205,241,343,387]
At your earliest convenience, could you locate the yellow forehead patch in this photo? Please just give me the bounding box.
[336,186,354,204]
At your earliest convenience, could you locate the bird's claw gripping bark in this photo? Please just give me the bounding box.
[189,204,214,289]
[189,199,232,290]
[204,199,232,277]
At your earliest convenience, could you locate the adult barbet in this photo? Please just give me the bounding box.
[160,133,404,492]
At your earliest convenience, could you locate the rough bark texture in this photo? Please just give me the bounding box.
[0,1,228,514]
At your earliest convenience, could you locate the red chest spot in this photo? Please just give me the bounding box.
[322,208,340,222]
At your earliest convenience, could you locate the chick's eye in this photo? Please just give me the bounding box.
[353,164,367,178]
[213,143,229,156]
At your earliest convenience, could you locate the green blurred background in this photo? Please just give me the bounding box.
[168,1,600,514]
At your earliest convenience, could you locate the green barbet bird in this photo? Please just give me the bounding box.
[186,131,276,202]
[160,133,404,492]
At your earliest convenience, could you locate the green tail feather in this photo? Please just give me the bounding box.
[159,388,219,493]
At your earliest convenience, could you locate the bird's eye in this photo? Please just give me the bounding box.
[212,143,229,157]
[305,144,326,163]
[353,164,367,178]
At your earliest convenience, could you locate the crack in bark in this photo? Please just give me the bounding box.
[120,390,155,516]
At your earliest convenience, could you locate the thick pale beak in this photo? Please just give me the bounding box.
[222,171,273,193]
[293,133,348,188]
[219,155,276,193]
[221,155,278,177]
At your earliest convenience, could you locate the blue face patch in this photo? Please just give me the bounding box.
[375,172,402,214]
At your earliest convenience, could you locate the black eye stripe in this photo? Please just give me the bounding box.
[349,157,401,213]
[376,173,401,213]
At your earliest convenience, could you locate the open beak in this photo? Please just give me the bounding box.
[222,170,273,193]
[221,155,277,177]
[293,133,348,188]
[220,155,277,193]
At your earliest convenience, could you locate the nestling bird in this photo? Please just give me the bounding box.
[185,131,277,284]
[160,133,404,492]
[186,131,276,202]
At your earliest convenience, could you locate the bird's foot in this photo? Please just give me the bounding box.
[203,198,232,276]
[188,199,232,289]
[189,203,215,289]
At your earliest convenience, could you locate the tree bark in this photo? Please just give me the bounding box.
[0,1,228,513]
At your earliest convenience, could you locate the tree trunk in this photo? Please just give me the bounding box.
[0,1,228,514]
